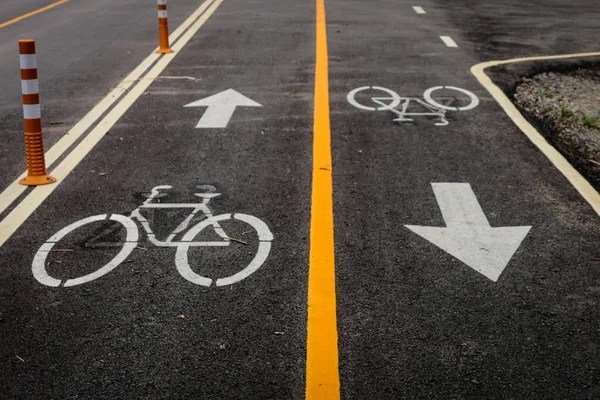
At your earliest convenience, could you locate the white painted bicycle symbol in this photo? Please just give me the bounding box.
[347,85,479,126]
[32,185,273,288]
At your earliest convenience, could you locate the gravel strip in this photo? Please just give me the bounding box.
[514,69,600,188]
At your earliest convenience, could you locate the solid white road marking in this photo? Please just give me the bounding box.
[405,183,531,282]
[440,36,458,47]
[0,0,225,248]
[184,89,262,128]
[0,0,217,220]
[412,6,426,14]
[471,52,600,217]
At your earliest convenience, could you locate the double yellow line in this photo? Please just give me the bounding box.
[306,0,340,398]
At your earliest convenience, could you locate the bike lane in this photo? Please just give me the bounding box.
[327,0,600,398]
[0,0,208,195]
[0,0,314,398]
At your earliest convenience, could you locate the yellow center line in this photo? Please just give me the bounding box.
[305,0,340,398]
[0,0,70,30]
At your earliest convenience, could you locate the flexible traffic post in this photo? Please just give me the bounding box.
[18,39,56,186]
[156,0,174,54]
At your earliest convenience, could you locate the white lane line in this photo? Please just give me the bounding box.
[440,36,458,47]
[413,6,426,14]
[0,0,217,219]
[471,51,600,218]
[0,0,225,248]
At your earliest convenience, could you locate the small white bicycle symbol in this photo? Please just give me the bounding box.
[32,185,273,288]
[347,85,479,126]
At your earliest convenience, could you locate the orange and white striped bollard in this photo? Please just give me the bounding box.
[18,39,56,186]
[156,0,173,54]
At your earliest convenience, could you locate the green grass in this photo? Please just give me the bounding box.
[541,90,553,99]
[582,111,600,130]
[559,106,574,121]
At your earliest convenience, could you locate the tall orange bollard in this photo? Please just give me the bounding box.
[156,0,174,54]
[18,39,56,186]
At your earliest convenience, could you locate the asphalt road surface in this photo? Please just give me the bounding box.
[1,0,599,398]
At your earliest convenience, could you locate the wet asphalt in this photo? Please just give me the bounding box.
[0,0,599,398]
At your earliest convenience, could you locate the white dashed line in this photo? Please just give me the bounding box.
[412,6,426,14]
[440,35,458,47]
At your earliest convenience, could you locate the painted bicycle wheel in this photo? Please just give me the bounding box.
[175,213,273,287]
[423,86,479,111]
[347,86,402,111]
[32,214,138,287]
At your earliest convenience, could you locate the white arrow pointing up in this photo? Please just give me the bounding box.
[184,89,262,128]
[405,183,531,282]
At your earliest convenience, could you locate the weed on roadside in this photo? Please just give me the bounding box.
[560,106,574,122]
[582,111,600,130]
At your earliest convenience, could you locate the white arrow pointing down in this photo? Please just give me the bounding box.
[405,183,531,282]
[184,89,262,128]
